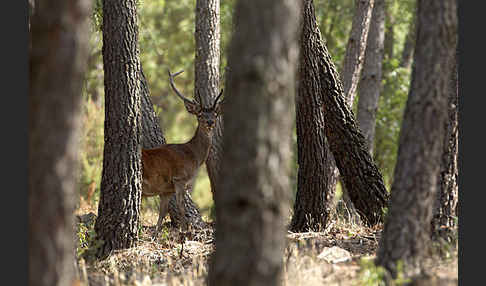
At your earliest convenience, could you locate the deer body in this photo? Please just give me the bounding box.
[141,70,222,235]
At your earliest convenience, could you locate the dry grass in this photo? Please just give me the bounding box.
[74,204,458,286]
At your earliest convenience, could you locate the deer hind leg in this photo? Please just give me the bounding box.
[154,193,172,237]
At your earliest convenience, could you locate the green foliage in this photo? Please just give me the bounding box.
[77,96,104,203]
[373,61,411,186]
[357,257,410,286]
[76,217,103,262]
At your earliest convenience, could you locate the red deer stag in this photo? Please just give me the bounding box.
[142,70,223,236]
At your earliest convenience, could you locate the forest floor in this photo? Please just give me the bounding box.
[74,200,458,286]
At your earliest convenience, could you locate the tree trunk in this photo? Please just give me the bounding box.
[376,0,457,277]
[306,2,389,226]
[194,0,222,219]
[432,52,458,238]
[289,0,338,233]
[341,0,375,105]
[383,2,394,61]
[356,0,385,155]
[208,0,300,285]
[140,68,166,148]
[29,0,91,284]
[399,5,416,69]
[94,0,143,259]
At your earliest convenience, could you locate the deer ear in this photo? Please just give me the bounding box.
[184,101,200,115]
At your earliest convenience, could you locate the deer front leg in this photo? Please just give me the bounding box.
[154,193,171,238]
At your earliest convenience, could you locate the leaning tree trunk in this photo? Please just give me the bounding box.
[94,0,143,259]
[139,68,207,230]
[194,0,222,215]
[341,0,374,105]
[307,2,389,226]
[29,0,91,284]
[208,0,300,285]
[289,0,338,233]
[356,0,385,155]
[432,52,458,239]
[376,0,457,277]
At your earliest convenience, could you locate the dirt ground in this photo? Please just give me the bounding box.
[75,202,458,286]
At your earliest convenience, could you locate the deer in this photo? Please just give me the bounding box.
[141,69,223,237]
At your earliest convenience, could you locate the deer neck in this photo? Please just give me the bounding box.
[187,125,212,166]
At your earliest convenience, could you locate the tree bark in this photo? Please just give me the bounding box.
[289,0,338,233]
[376,0,457,277]
[29,0,91,284]
[341,0,375,105]
[306,3,389,226]
[194,0,222,219]
[208,0,300,285]
[356,0,386,155]
[399,6,416,69]
[94,0,143,259]
[432,52,458,237]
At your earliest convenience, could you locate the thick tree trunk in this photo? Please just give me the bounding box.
[289,0,338,233]
[305,2,389,226]
[432,53,458,238]
[194,0,222,217]
[94,0,143,259]
[29,0,91,284]
[208,0,300,285]
[341,0,375,105]
[356,0,385,155]
[376,0,457,277]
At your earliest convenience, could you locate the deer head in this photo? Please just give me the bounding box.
[168,69,224,135]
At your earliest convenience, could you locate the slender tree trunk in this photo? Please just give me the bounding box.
[289,0,338,233]
[399,6,416,69]
[356,0,386,155]
[341,0,375,105]
[29,0,91,284]
[383,1,394,61]
[432,52,458,238]
[94,0,143,259]
[208,0,300,285]
[376,0,457,277]
[194,0,222,216]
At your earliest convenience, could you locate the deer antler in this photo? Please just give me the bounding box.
[168,69,195,104]
[212,89,224,109]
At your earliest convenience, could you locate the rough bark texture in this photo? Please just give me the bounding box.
[140,68,166,148]
[376,0,457,277]
[432,53,458,237]
[29,0,91,284]
[356,0,385,155]
[194,0,222,216]
[208,0,300,285]
[307,3,389,226]
[289,0,338,233]
[94,0,143,259]
[341,0,375,105]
